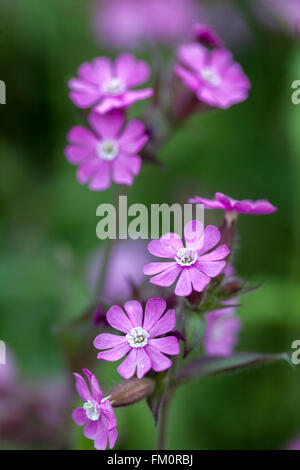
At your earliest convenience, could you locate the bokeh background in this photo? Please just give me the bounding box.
[0,0,300,450]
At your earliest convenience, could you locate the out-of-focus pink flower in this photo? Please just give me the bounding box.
[72,368,117,450]
[175,43,251,109]
[0,350,70,448]
[94,298,180,379]
[204,304,241,357]
[189,192,277,215]
[91,0,199,49]
[143,220,229,297]
[286,434,300,450]
[65,110,148,190]
[193,24,224,48]
[69,54,153,113]
[87,240,151,304]
[251,0,300,38]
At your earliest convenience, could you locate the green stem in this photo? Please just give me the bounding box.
[156,388,174,450]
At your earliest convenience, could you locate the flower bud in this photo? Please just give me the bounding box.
[110,378,155,407]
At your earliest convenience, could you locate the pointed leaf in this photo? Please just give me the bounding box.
[176,352,292,383]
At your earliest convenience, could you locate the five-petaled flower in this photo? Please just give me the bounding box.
[69,53,153,114]
[175,43,251,109]
[143,220,230,297]
[189,192,277,215]
[72,368,117,450]
[94,298,180,379]
[65,110,148,190]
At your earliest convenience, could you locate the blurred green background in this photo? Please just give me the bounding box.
[0,0,300,450]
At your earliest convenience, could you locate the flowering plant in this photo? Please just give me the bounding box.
[61,8,291,451]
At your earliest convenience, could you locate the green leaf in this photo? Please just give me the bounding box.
[176,352,292,383]
[183,311,206,358]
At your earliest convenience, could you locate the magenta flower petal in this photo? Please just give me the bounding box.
[97,343,131,361]
[67,126,98,146]
[150,264,182,287]
[112,159,134,185]
[149,336,180,355]
[149,309,176,337]
[117,349,138,379]
[143,298,166,331]
[184,219,204,251]
[235,199,277,214]
[124,300,143,328]
[198,225,221,255]
[72,407,88,426]
[145,345,172,372]
[136,348,152,378]
[84,420,98,439]
[65,145,93,164]
[119,119,146,140]
[101,400,117,430]
[143,261,177,275]
[94,333,127,350]
[188,195,224,209]
[89,57,112,84]
[94,423,108,451]
[89,163,111,190]
[178,43,206,72]
[106,305,133,333]
[115,53,150,87]
[108,428,118,449]
[88,110,124,138]
[76,160,99,184]
[83,368,103,403]
[188,267,211,292]
[199,244,230,262]
[147,239,177,258]
[73,372,92,402]
[175,269,192,296]
[196,260,226,277]
[160,232,184,251]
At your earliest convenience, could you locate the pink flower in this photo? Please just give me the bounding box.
[72,369,117,450]
[143,220,230,297]
[175,43,251,109]
[94,298,180,379]
[69,54,153,114]
[92,0,199,50]
[204,304,241,357]
[65,110,148,190]
[189,192,277,215]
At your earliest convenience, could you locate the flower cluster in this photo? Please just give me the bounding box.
[66,15,279,452]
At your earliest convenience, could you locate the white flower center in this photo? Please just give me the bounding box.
[96,139,119,161]
[83,400,101,421]
[126,326,150,348]
[102,77,125,95]
[175,248,197,267]
[200,67,221,87]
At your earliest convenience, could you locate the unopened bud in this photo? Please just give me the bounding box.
[110,378,155,407]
